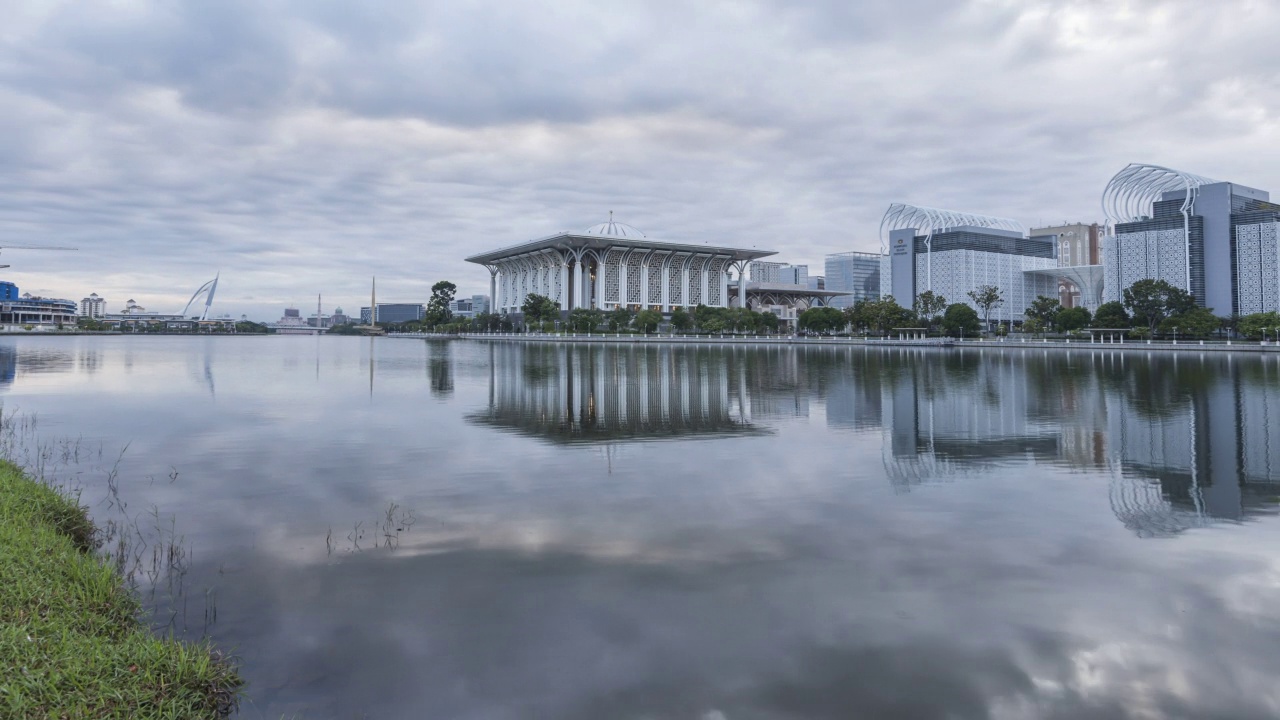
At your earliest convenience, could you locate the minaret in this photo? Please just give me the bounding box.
[371,277,377,324]
[316,293,322,329]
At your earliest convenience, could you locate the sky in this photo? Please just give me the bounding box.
[1,0,1277,321]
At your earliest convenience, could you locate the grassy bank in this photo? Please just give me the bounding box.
[0,460,240,718]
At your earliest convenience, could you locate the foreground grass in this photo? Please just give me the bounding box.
[0,460,240,718]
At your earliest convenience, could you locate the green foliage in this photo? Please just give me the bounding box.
[669,307,692,332]
[0,461,242,718]
[752,307,773,333]
[1056,306,1092,332]
[1123,279,1197,333]
[233,321,270,334]
[1159,308,1220,338]
[847,297,915,334]
[423,280,457,327]
[798,306,845,334]
[1091,301,1131,329]
[1022,317,1046,335]
[1025,295,1061,328]
[520,294,559,325]
[633,309,662,333]
[966,285,1004,330]
[566,308,602,333]
[607,306,634,332]
[1238,312,1280,340]
[941,303,980,337]
[913,291,947,330]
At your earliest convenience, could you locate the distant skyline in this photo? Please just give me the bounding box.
[2,1,1277,320]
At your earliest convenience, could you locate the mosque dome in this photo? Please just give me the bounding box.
[584,212,645,239]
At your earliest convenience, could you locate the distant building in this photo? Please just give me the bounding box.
[750,262,808,285]
[805,276,825,291]
[749,261,784,283]
[1029,223,1102,308]
[360,303,424,324]
[79,293,106,318]
[0,284,78,328]
[1101,164,1280,316]
[449,295,493,318]
[879,203,1057,324]
[331,307,351,326]
[121,299,148,314]
[824,251,882,308]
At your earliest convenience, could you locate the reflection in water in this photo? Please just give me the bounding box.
[830,348,1280,536]
[469,342,777,442]
[6,337,1280,718]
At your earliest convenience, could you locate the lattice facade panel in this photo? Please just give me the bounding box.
[625,254,643,307]
[919,250,1056,324]
[603,249,624,305]
[646,253,666,305]
[668,255,686,306]
[1236,222,1280,315]
[687,258,705,306]
[1104,231,1191,305]
[707,258,727,307]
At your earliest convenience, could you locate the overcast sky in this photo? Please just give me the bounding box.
[2,0,1277,320]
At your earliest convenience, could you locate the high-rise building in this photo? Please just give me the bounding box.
[824,252,881,308]
[749,261,784,283]
[879,203,1057,324]
[79,293,106,318]
[1101,164,1280,316]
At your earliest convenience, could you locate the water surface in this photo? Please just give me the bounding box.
[4,336,1280,719]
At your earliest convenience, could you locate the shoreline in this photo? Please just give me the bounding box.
[0,461,241,718]
[431,333,1280,354]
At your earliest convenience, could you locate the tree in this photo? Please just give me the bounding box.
[607,306,634,332]
[424,280,457,327]
[865,297,914,334]
[567,308,602,333]
[1238,312,1280,340]
[1056,306,1092,332]
[1091,301,1130,329]
[521,293,551,323]
[941,303,980,337]
[966,285,1004,333]
[798,306,845,334]
[756,310,780,334]
[1123,279,1196,334]
[914,291,947,331]
[1160,308,1220,338]
[1025,295,1061,330]
[669,306,693,332]
[634,309,662,333]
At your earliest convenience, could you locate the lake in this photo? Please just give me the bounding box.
[3,335,1280,719]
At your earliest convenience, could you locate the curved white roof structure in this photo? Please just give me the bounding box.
[878,203,1023,252]
[1101,163,1218,226]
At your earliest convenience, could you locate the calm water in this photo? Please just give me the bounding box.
[4,336,1280,719]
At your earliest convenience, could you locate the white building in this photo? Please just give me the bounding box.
[79,293,106,318]
[465,216,776,315]
[879,204,1058,325]
[1100,163,1279,316]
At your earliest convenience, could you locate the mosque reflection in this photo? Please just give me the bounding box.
[468,343,791,443]
[472,342,1280,537]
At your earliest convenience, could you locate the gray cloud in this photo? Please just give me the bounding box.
[1,0,1277,319]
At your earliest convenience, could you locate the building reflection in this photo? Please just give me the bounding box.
[829,349,1280,537]
[468,342,780,444]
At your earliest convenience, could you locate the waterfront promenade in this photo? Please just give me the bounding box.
[388,332,1280,355]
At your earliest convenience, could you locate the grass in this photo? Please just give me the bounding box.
[0,460,241,718]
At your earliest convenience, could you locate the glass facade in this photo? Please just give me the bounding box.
[824,252,882,309]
